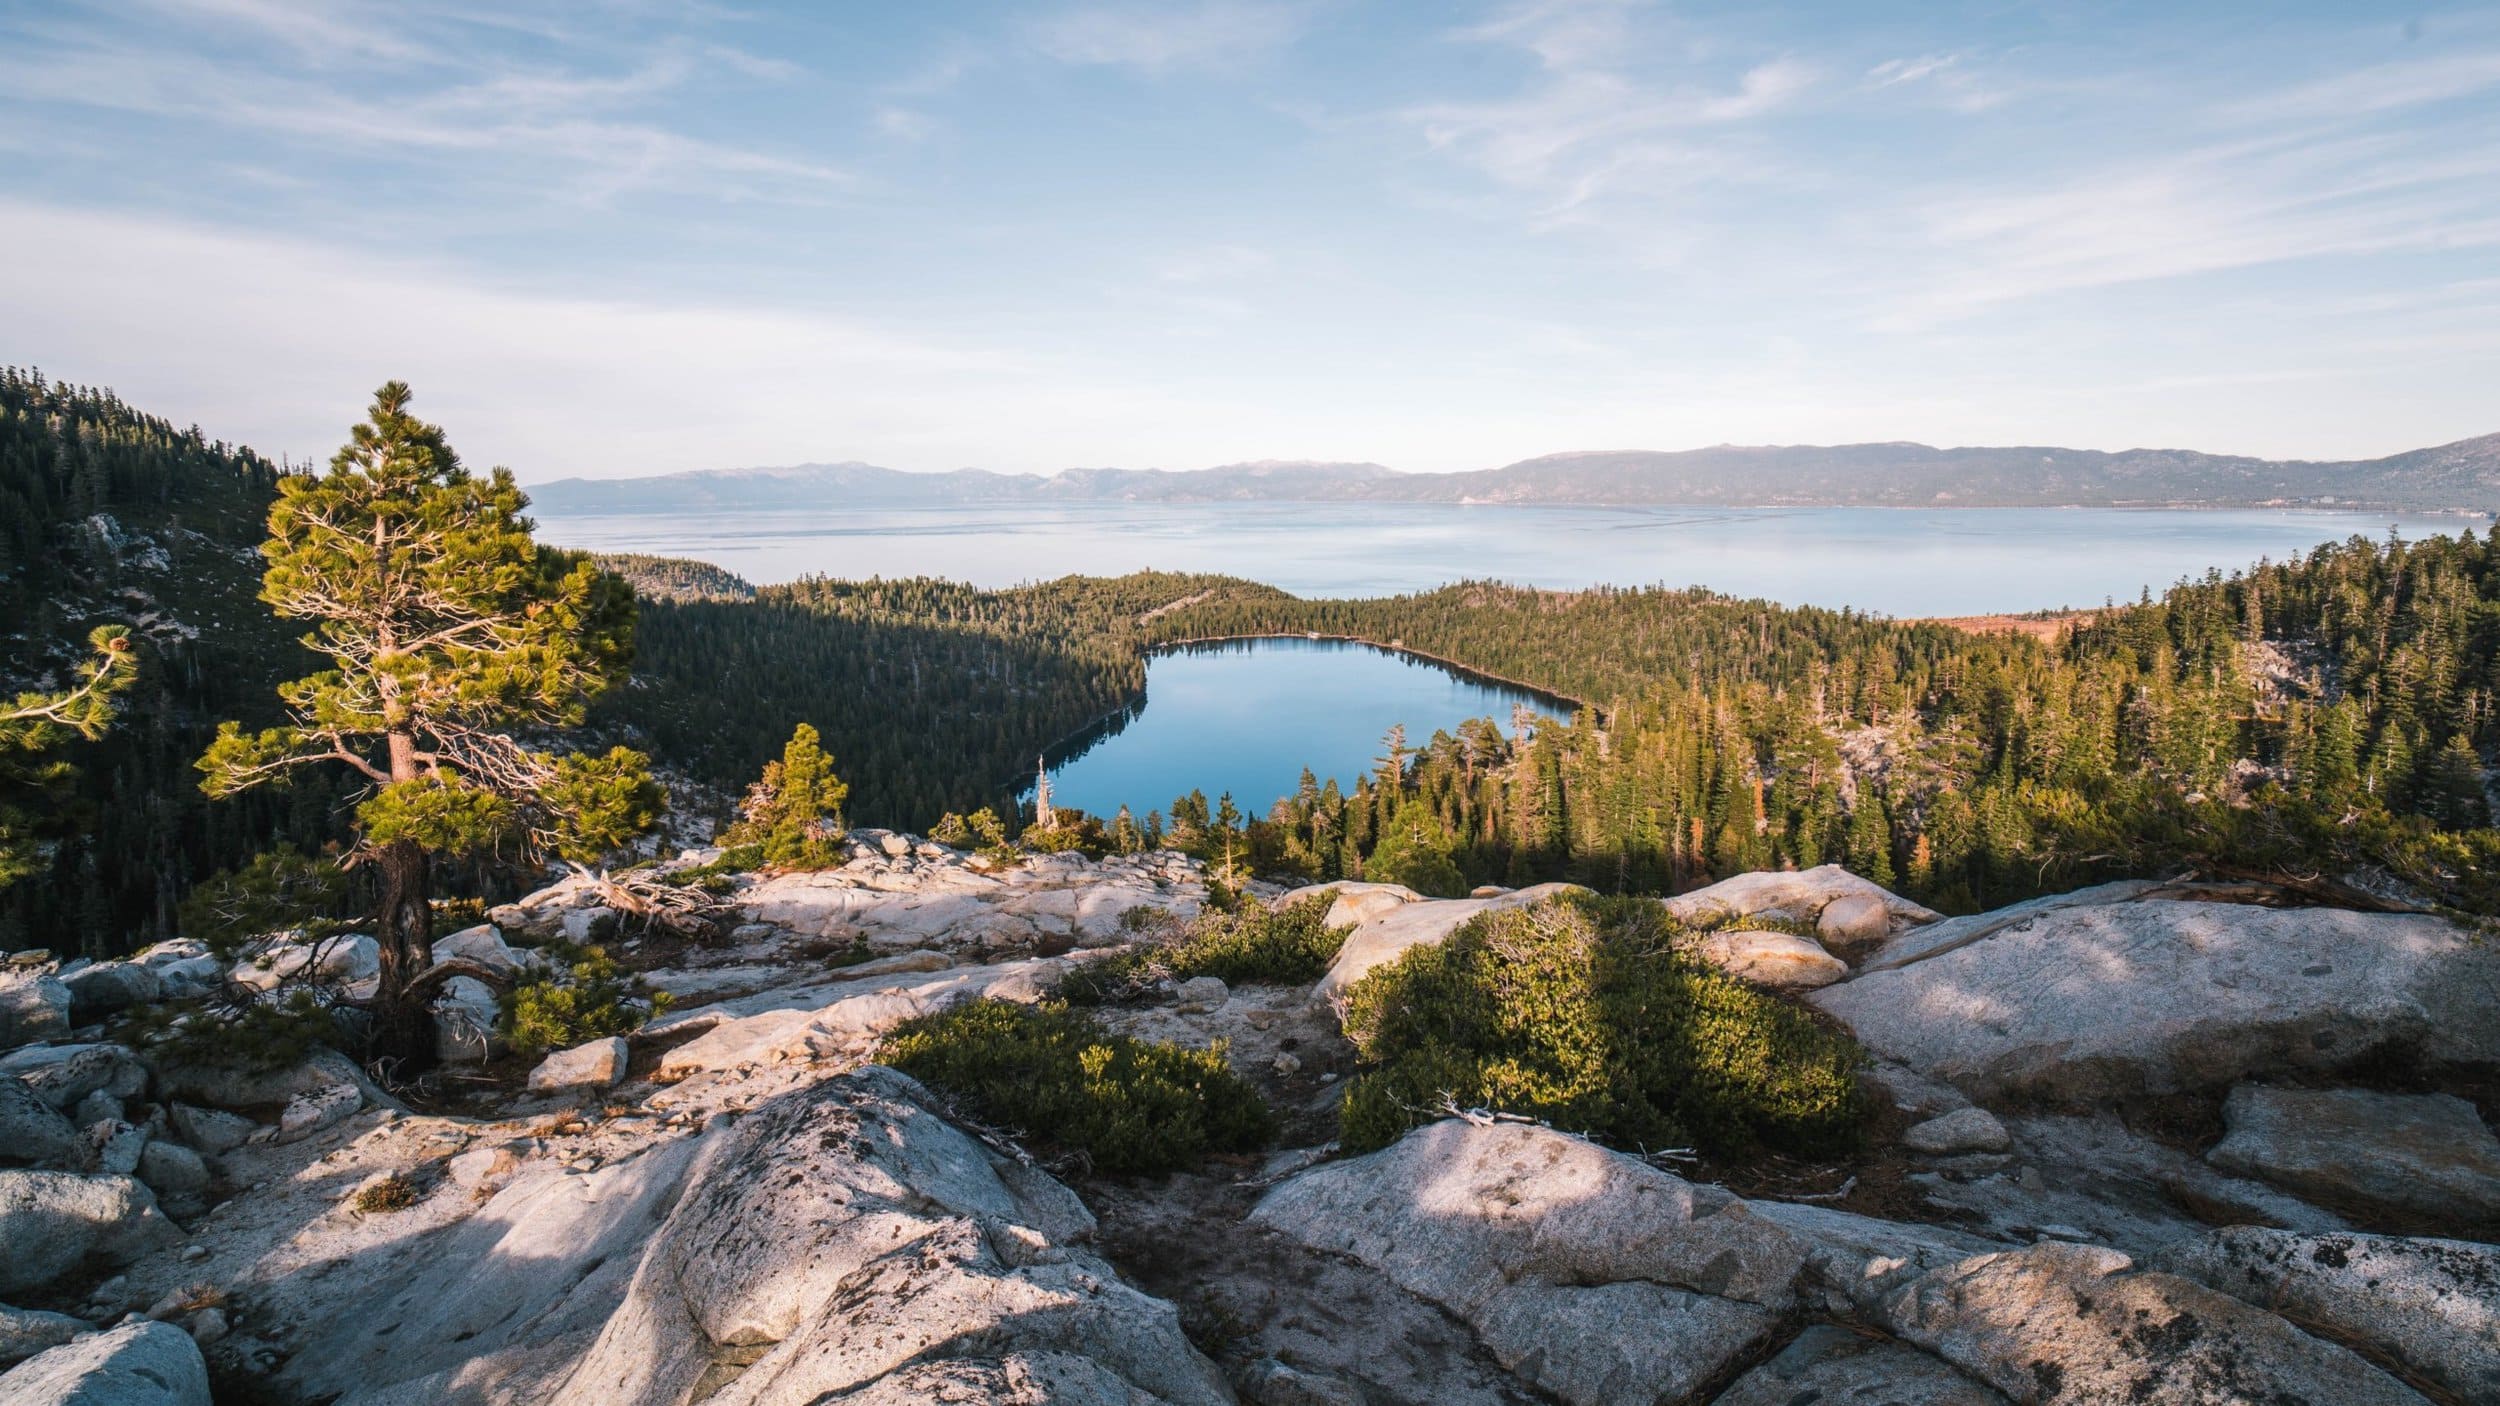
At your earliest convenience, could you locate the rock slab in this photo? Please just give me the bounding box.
[1250,1121,1803,1405]
[2153,1228,2500,1403]
[2205,1085,2500,1235]
[0,1321,210,1405]
[1711,1323,2005,1405]
[0,1170,182,1295]
[1879,1241,2427,1404]
[1313,883,1592,1003]
[1694,929,1850,989]
[526,1037,630,1093]
[1814,900,2500,1103]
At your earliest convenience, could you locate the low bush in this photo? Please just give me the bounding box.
[669,843,764,894]
[1060,894,1349,1003]
[177,848,366,959]
[1339,895,1867,1160]
[503,943,670,1057]
[352,1173,421,1213]
[881,999,1274,1175]
[123,987,343,1073]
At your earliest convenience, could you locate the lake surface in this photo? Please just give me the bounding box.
[533,502,2475,616]
[1034,638,1558,822]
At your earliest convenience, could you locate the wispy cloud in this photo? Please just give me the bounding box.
[0,200,1214,477]
[0,3,844,204]
[1880,69,2500,324]
[1391,0,1825,237]
[1031,1,1309,72]
[2225,47,2500,120]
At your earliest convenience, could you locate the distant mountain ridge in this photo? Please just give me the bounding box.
[525,434,2500,514]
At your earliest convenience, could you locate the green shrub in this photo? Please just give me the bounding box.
[1365,803,1468,897]
[123,987,341,1072]
[933,807,1019,867]
[177,848,365,959]
[503,943,669,1056]
[721,723,851,869]
[1060,894,1349,1003]
[881,1000,1274,1175]
[670,843,763,894]
[352,1172,421,1213]
[1339,896,1866,1160]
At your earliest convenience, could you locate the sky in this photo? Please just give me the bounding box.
[2,1,2496,482]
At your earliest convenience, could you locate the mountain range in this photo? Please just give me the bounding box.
[524,433,2500,514]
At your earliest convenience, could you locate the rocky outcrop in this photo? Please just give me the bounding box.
[730,848,1207,959]
[1691,929,1849,989]
[1712,1323,2005,1405]
[1812,899,2499,1102]
[0,1043,148,1114]
[1743,1198,2005,1315]
[0,1078,84,1168]
[0,1303,90,1369]
[551,1067,1226,1406]
[280,1066,1226,1405]
[653,957,1069,1078]
[129,941,224,1001]
[1249,1121,1804,1404]
[429,923,536,977]
[1903,1111,2351,1259]
[0,1170,182,1295]
[2204,1086,2500,1235]
[527,1037,629,1093]
[228,932,380,996]
[431,975,501,1064]
[1253,1121,1810,1310]
[1903,1108,2011,1157]
[1662,864,1939,956]
[0,1321,210,1405]
[1878,1241,2428,1404]
[1311,882,1591,1004]
[59,960,161,1022]
[2152,1229,2500,1401]
[0,967,72,1051]
[148,1044,378,1114]
[25,853,2496,1406]
[1276,880,1424,930]
[1853,879,2167,972]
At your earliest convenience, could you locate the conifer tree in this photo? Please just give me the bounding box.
[725,722,852,868]
[1,626,136,888]
[199,384,655,1042]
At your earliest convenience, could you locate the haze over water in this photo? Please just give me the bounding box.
[536,503,2472,617]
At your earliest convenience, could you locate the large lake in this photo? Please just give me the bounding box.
[1035,638,1559,822]
[534,502,2475,616]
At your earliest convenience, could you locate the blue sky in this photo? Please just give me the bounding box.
[2,1,2495,480]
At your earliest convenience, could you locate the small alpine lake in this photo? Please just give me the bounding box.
[1032,637,1566,822]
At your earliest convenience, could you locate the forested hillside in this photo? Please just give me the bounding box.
[609,573,1282,824]
[1120,535,2498,912]
[10,370,2494,957]
[0,368,342,953]
[618,533,2499,915]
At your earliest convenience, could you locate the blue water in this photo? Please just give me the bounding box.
[1034,638,1555,823]
[534,501,2475,617]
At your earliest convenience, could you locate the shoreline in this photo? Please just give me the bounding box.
[1009,635,1589,803]
[1144,633,1588,714]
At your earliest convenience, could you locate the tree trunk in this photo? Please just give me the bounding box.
[371,837,435,1064]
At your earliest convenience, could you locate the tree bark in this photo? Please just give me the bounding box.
[371,837,434,1063]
